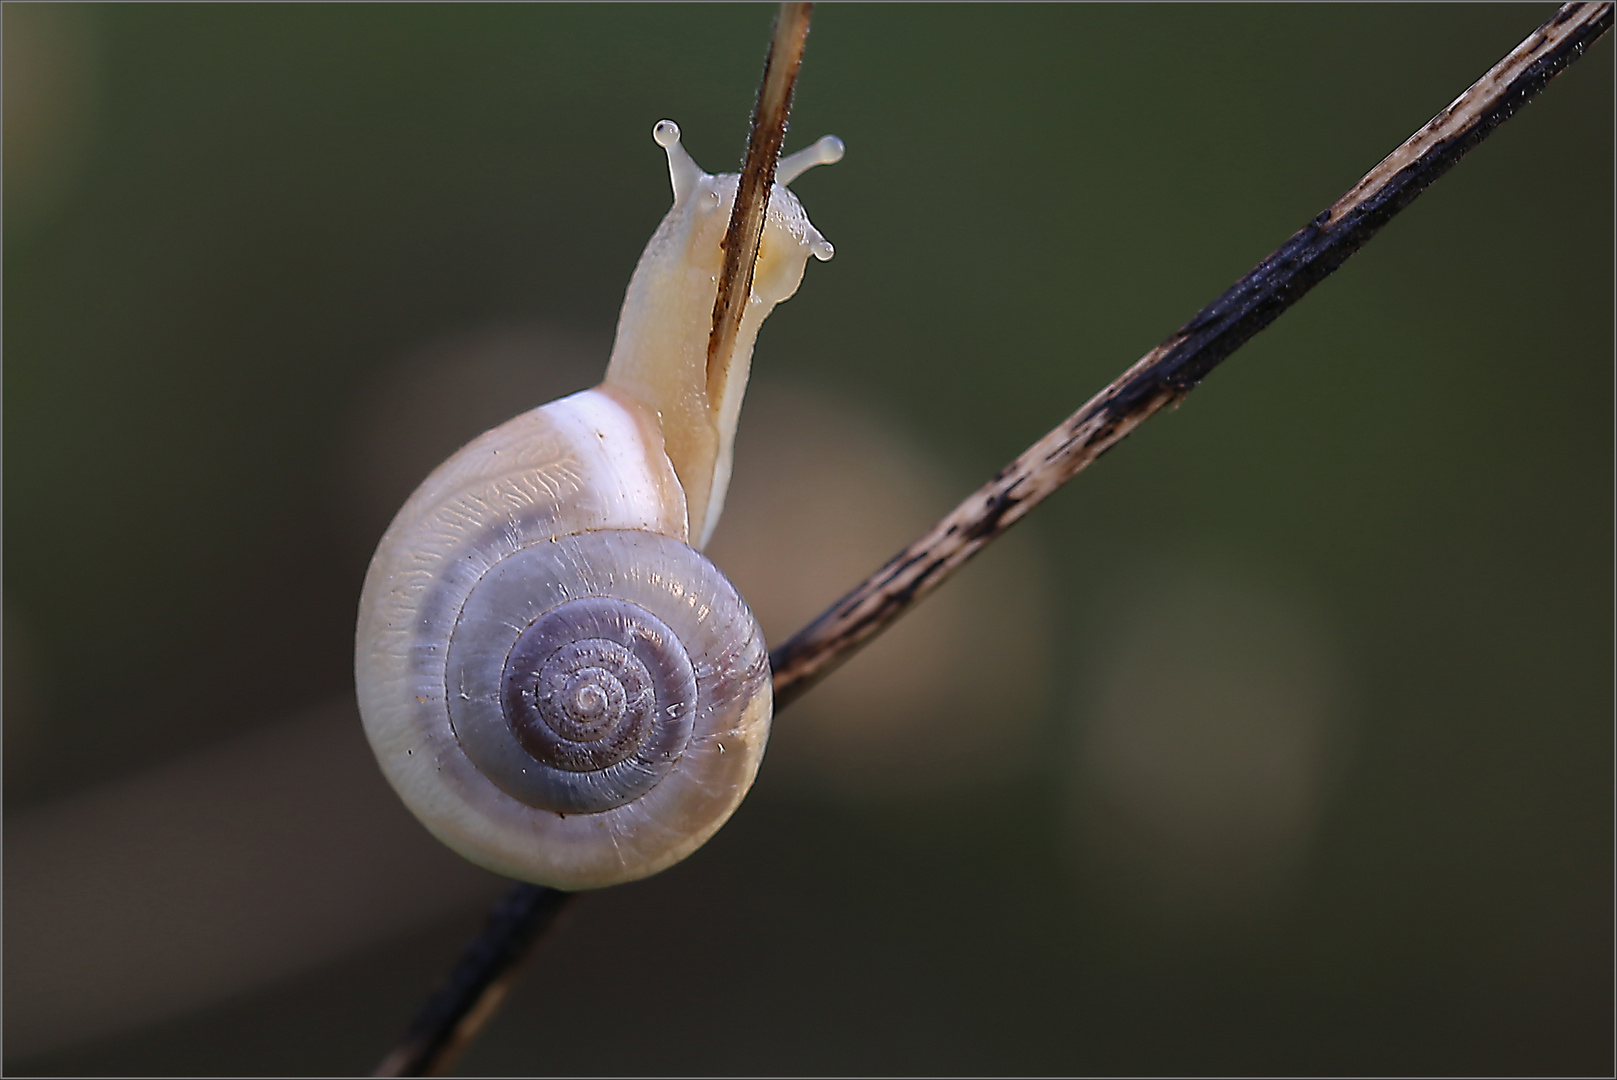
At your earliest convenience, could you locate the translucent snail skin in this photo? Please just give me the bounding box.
[355,121,842,891]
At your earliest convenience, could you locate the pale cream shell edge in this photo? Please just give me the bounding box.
[355,388,773,890]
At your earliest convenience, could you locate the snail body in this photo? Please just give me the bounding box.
[356,121,841,890]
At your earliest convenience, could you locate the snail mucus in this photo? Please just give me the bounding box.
[356,121,843,890]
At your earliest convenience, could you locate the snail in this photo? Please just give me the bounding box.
[355,120,843,891]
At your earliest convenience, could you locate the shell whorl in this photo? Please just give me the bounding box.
[356,388,772,890]
[446,533,752,817]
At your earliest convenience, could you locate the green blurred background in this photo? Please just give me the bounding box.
[5,3,1611,1075]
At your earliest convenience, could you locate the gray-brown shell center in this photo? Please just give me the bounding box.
[505,634,656,771]
[443,537,704,815]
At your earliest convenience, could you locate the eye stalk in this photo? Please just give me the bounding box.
[652,119,705,205]
[777,133,845,186]
[653,118,842,204]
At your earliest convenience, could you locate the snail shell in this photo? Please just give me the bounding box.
[356,121,841,890]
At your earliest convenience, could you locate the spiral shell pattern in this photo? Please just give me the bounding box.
[356,388,772,890]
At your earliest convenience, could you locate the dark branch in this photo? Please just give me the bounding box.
[377,3,1612,1074]
[371,885,571,1077]
[768,0,1614,709]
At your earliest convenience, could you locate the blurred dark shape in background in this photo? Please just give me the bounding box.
[4,4,1610,1075]
[1072,567,1344,927]
[6,700,503,1060]
[711,382,1053,800]
[4,3,98,231]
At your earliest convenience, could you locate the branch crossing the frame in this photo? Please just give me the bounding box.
[770,0,1613,708]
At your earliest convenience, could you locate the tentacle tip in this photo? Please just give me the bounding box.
[652,119,681,148]
[777,134,847,186]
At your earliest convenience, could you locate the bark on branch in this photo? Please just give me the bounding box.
[708,2,814,382]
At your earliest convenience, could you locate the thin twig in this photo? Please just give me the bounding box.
[708,1,814,394]
[377,3,1611,1074]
